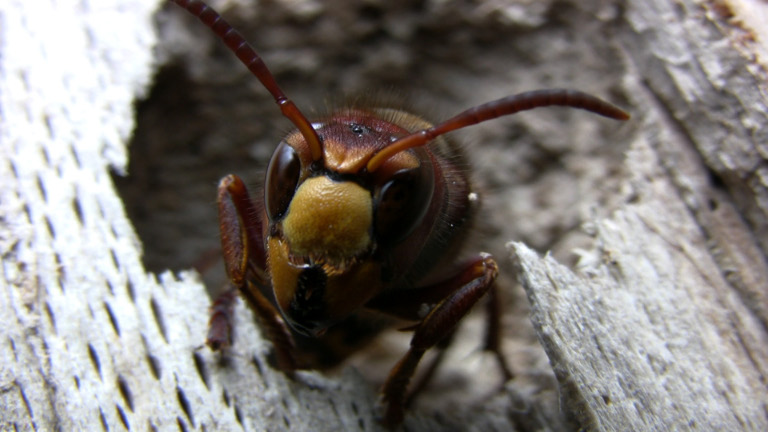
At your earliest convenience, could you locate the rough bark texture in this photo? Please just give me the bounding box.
[2,0,766,431]
[509,0,768,429]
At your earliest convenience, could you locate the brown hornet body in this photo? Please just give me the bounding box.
[171,0,629,426]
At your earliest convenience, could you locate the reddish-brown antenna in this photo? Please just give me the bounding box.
[367,89,629,172]
[170,0,323,161]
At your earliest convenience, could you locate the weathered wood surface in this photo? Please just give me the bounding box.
[2,0,766,431]
[510,0,768,429]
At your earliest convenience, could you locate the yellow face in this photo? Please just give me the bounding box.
[268,176,383,336]
[282,177,372,264]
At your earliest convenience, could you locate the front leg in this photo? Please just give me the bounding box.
[216,174,267,287]
[207,175,298,373]
[375,253,501,426]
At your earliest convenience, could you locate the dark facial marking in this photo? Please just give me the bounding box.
[288,266,329,335]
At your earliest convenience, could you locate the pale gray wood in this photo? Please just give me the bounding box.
[511,0,768,430]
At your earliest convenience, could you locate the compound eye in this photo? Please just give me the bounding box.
[265,141,301,221]
[374,163,434,247]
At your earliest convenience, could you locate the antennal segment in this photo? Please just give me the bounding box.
[170,0,323,161]
[367,89,629,172]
